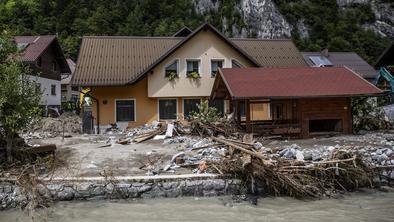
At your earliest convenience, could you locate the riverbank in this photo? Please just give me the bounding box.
[1,189,394,222]
[0,174,242,210]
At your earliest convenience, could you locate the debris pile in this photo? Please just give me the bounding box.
[211,136,392,198]
[23,112,82,139]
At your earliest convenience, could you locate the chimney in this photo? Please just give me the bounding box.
[321,48,329,57]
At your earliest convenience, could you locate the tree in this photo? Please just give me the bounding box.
[0,31,41,163]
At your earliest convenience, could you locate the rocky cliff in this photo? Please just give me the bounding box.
[337,0,394,37]
[194,0,394,38]
[195,0,292,38]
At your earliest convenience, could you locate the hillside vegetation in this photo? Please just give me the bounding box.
[0,0,391,64]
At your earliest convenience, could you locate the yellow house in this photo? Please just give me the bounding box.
[72,24,306,132]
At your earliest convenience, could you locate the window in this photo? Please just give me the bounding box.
[51,84,56,95]
[116,100,135,122]
[211,59,224,77]
[165,60,179,77]
[183,99,201,119]
[37,57,42,67]
[71,86,79,91]
[159,99,177,120]
[52,61,57,71]
[308,56,333,67]
[17,43,29,50]
[186,60,200,76]
[209,99,224,116]
[231,59,243,68]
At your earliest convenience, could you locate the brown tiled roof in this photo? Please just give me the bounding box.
[215,67,382,99]
[15,36,56,62]
[15,35,71,74]
[233,39,307,67]
[302,52,377,79]
[72,24,306,86]
[73,37,181,86]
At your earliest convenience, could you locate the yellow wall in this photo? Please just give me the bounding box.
[148,29,255,97]
[91,80,210,128]
[91,78,157,128]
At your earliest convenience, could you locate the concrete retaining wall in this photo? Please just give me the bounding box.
[0,175,242,210]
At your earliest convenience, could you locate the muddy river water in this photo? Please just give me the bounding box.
[1,190,393,222]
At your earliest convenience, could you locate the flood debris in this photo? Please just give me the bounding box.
[212,139,391,199]
[22,112,82,140]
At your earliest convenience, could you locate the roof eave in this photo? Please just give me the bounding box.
[231,92,386,100]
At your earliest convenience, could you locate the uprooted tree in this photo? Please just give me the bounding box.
[0,31,41,163]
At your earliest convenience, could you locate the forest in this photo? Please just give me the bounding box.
[0,0,392,64]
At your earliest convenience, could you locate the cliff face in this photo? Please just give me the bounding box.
[195,0,292,38]
[194,0,394,38]
[337,0,394,37]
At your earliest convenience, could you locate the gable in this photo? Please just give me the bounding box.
[15,36,70,74]
[147,28,256,97]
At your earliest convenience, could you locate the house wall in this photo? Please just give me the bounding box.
[148,29,255,97]
[28,75,61,106]
[91,78,230,130]
[299,98,352,138]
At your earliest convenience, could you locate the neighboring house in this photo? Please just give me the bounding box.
[211,67,383,138]
[61,59,80,103]
[301,50,377,82]
[71,23,307,132]
[15,36,71,112]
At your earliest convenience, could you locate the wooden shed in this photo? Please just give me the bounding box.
[211,67,383,138]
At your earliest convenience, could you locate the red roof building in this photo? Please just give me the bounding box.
[212,67,383,138]
[213,67,382,99]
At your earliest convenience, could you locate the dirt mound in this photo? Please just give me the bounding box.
[27,112,82,138]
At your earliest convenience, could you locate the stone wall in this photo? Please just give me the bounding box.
[0,178,242,210]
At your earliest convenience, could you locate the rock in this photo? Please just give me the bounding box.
[138,185,152,193]
[283,148,296,159]
[253,142,263,150]
[327,146,336,153]
[312,153,322,161]
[57,187,75,200]
[303,152,313,161]
[385,149,393,157]
[47,184,64,191]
